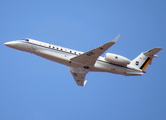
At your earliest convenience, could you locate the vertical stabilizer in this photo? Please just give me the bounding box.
[130,47,162,71]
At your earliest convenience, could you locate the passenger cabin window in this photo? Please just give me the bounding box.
[25,39,29,42]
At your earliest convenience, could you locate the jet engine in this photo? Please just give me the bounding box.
[105,53,131,66]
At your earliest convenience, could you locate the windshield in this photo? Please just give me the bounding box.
[24,39,29,42]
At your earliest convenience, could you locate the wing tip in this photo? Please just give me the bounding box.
[112,34,120,43]
[83,80,87,86]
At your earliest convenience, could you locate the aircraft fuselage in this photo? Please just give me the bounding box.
[4,39,143,76]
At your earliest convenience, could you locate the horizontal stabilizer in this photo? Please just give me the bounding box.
[143,47,162,57]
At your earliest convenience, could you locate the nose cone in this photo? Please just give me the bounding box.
[4,42,11,46]
[4,41,14,47]
[4,41,20,49]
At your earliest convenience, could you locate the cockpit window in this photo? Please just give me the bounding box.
[25,39,29,42]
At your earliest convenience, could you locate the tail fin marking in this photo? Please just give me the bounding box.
[140,57,152,71]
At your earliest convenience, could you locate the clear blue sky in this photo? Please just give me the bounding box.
[0,0,166,120]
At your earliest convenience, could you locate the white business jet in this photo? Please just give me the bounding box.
[4,35,162,86]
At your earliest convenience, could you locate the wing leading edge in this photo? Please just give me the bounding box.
[70,35,120,66]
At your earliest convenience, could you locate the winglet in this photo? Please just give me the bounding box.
[83,80,87,86]
[112,34,120,43]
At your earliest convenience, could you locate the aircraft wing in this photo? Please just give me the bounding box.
[70,35,120,66]
[68,66,89,86]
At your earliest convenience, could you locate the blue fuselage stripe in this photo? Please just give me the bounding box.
[23,41,78,56]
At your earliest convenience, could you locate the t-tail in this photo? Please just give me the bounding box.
[130,47,162,72]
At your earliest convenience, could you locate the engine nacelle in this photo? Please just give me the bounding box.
[105,53,131,66]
